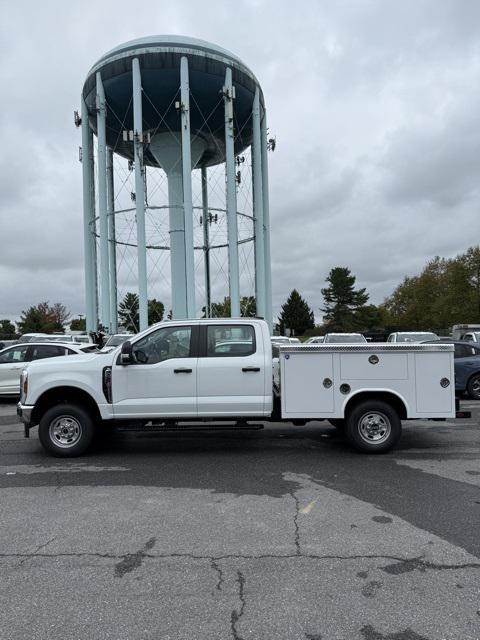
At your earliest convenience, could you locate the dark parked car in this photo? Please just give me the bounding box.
[423,339,480,400]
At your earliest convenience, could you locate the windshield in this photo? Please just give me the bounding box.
[325,334,366,343]
[396,332,437,342]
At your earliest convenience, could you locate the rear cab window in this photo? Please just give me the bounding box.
[206,325,256,357]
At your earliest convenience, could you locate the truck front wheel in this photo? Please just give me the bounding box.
[38,404,95,457]
[345,401,401,454]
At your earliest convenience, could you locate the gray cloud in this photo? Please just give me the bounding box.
[0,0,478,325]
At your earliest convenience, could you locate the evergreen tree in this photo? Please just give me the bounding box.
[278,289,314,336]
[0,319,16,338]
[321,267,369,331]
[18,302,56,334]
[118,293,165,332]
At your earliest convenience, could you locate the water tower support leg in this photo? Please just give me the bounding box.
[132,58,148,331]
[224,68,241,318]
[252,88,266,321]
[261,113,272,333]
[96,72,111,332]
[201,166,211,317]
[81,97,97,334]
[180,56,196,318]
[107,148,118,333]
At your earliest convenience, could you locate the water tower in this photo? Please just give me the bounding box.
[79,35,272,333]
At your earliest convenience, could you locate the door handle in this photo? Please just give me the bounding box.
[242,367,260,372]
[174,368,192,374]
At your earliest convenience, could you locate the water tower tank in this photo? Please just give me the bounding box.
[80,36,272,332]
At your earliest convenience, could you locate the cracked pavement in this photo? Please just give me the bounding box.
[0,399,479,639]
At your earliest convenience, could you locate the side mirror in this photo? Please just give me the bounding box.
[120,341,133,365]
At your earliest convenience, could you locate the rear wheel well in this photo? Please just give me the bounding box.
[32,387,101,426]
[344,392,407,420]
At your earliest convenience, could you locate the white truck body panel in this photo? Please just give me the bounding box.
[279,344,455,419]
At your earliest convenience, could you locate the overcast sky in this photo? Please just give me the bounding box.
[0,0,478,324]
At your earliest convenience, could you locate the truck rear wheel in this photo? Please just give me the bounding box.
[345,401,401,453]
[38,404,94,457]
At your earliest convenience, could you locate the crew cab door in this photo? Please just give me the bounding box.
[196,323,266,416]
[112,324,198,418]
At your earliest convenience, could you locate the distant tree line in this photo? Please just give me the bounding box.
[4,245,478,339]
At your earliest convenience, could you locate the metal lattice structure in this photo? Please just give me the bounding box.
[79,36,272,334]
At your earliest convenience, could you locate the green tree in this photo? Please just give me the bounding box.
[278,289,314,336]
[50,303,70,332]
[70,318,86,331]
[204,296,257,318]
[321,267,369,331]
[148,298,165,325]
[17,302,56,334]
[0,319,16,338]
[382,247,480,333]
[118,293,165,332]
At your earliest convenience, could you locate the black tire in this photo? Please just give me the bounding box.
[345,400,401,454]
[466,374,480,400]
[38,403,95,457]
[292,419,308,426]
[328,418,345,430]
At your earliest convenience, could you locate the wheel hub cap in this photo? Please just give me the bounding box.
[359,412,391,444]
[50,416,82,448]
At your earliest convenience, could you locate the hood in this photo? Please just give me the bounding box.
[24,352,110,373]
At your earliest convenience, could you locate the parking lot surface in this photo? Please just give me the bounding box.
[0,399,479,640]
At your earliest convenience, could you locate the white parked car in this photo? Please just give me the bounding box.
[305,336,325,344]
[16,333,49,343]
[271,336,300,345]
[100,334,134,352]
[387,332,438,343]
[324,333,367,344]
[0,342,98,396]
[460,332,480,344]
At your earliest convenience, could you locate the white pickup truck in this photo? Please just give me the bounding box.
[17,318,468,457]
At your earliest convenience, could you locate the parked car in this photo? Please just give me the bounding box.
[16,333,49,343]
[460,331,480,344]
[0,342,98,396]
[324,333,367,344]
[423,339,480,400]
[270,336,299,345]
[100,333,134,353]
[305,336,325,344]
[387,331,438,343]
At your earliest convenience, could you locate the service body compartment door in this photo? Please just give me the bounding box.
[414,352,454,415]
[281,352,334,417]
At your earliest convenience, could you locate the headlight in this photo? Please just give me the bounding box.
[20,369,28,402]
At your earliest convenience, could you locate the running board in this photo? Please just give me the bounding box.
[116,422,265,433]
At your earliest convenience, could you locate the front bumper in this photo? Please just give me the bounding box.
[17,403,34,437]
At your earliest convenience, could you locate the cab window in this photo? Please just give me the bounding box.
[0,346,29,364]
[206,325,255,357]
[30,345,67,360]
[132,326,192,364]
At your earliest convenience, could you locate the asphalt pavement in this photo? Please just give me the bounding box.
[0,399,479,640]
